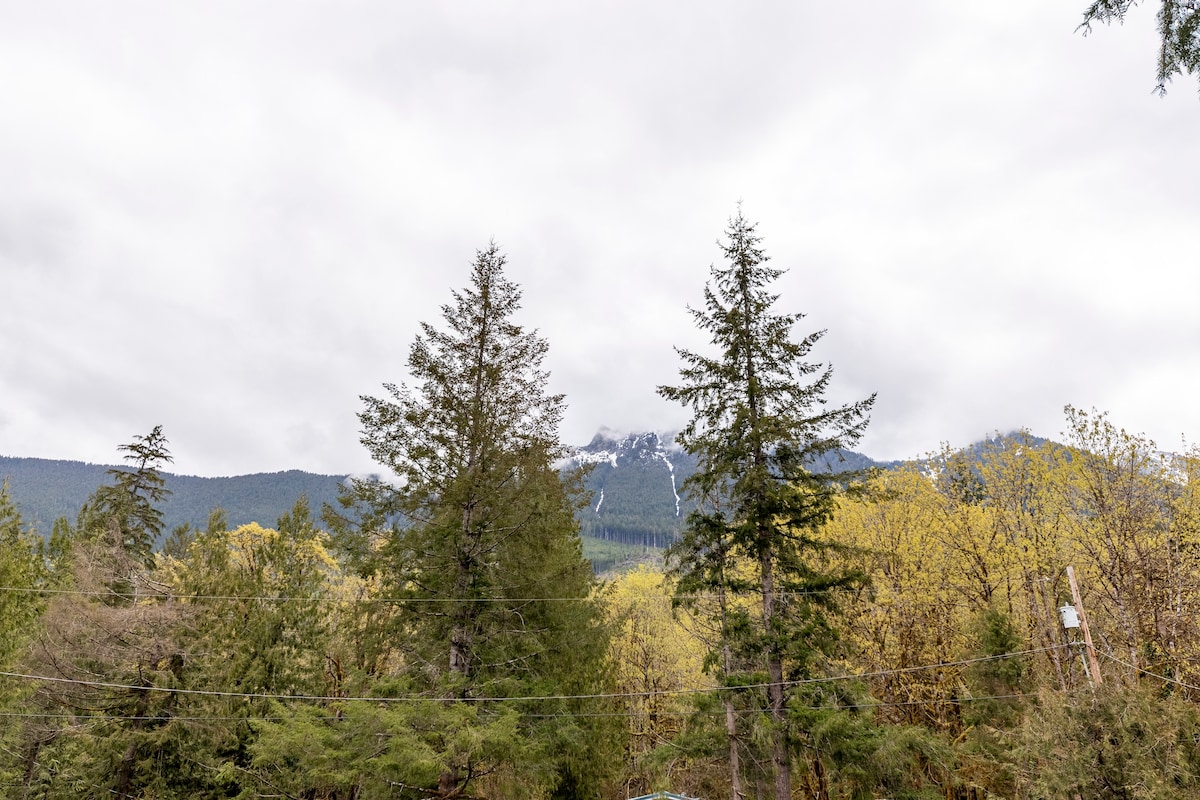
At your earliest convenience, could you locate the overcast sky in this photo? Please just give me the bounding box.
[2,2,1198,478]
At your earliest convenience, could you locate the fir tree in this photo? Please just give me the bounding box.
[659,208,875,800]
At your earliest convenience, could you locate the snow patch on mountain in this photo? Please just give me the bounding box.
[564,431,682,470]
[661,453,681,516]
[560,429,697,525]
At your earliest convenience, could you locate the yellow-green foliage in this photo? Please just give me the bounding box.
[606,566,710,739]
[826,466,980,729]
[829,412,1200,724]
[604,565,711,792]
[1052,407,1200,688]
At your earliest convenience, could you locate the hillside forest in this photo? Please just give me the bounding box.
[4,212,1200,800]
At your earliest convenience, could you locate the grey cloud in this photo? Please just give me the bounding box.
[2,2,1198,477]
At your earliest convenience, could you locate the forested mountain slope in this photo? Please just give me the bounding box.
[0,455,345,535]
[562,430,885,551]
[5,432,886,555]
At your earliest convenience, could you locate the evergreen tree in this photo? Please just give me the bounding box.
[152,498,341,799]
[0,481,48,793]
[0,480,44,667]
[659,208,875,800]
[330,243,614,799]
[83,425,172,567]
[1078,0,1200,95]
[5,430,182,799]
[14,518,184,799]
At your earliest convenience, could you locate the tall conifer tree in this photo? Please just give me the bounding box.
[84,425,173,568]
[332,242,613,799]
[659,208,875,800]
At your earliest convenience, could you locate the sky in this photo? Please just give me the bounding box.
[2,2,1198,478]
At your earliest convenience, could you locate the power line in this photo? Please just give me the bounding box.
[1099,651,1200,693]
[0,585,593,603]
[0,584,987,608]
[0,646,1064,706]
[0,711,287,722]
[0,692,1038,724]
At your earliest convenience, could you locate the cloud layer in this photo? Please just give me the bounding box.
[2,2,1197,477]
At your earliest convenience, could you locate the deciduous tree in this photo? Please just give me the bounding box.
[605,565,709,796]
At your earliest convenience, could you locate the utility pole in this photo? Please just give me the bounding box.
[1066,566,1103,686]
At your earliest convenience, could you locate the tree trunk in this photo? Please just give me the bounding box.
[719,572,746,800]
[114,686,149,799]
[449,500,478,681]
[724,643,744,800]
[761,547,791,800]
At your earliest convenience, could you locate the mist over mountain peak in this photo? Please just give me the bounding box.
[579,429,681,459]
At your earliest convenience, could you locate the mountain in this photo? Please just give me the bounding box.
[560,430,885,555]
[2,432,885,573]
[565,431,697,550]
[0,455,347,536]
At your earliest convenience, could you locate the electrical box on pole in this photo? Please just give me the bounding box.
[1065,566,1102,686]
[1059,604,1080,629]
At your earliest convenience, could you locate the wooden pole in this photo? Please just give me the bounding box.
[1066,566,1102,686]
